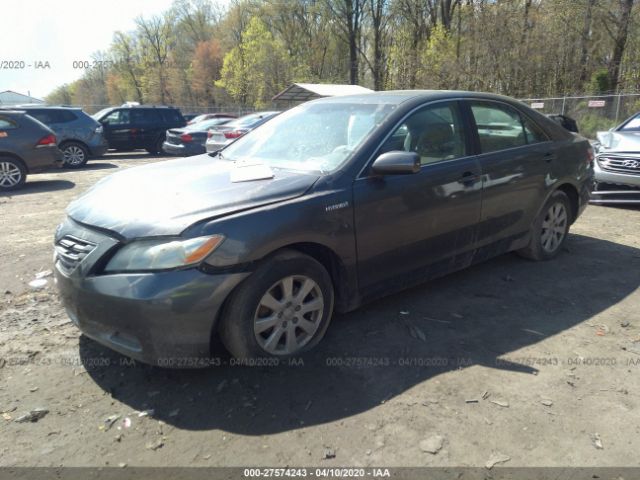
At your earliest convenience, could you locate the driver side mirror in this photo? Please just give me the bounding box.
[371,151,421,175]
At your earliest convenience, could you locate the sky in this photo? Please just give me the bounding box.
[0,0,178,99]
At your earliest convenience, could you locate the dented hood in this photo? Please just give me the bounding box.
[67,155,318,238]
[596,130,640,152]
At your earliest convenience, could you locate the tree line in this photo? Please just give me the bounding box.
[45,0,639,111]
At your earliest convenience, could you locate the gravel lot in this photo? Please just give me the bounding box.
[0,152,639,468]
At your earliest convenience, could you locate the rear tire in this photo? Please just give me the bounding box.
[517,191,571,261]
[61,142,89,168]
[146,137,165,155]
[0,157,27,191]
[219,249,334,359]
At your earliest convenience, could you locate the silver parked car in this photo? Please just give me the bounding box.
[593,112,640,204]
[205,112,279,153]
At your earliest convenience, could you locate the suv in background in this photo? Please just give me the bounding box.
[0,110,62,191]
[2,106,107,168]
[93,105,186,154]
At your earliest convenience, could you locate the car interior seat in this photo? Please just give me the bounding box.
[404,122,459,164]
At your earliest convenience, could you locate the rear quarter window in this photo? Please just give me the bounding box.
[0,117,18,130]
[27,110,52,124]
[161,109,184,124]
[55,110,78,123]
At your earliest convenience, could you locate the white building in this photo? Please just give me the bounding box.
[0,90,45,106]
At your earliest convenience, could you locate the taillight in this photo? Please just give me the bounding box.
[586,147,594,166]
[223,130,244,139]
[36,134,56,147]
[180,133,193,142]
[207,130,213,139]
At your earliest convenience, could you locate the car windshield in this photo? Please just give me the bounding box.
[229,112,276,129]
[92,108,112,121]
[620,113,640,131]
[188,118,229,130]
[221,103,395,173]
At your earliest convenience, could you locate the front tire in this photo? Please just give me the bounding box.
[517,191,571,261]
[61,142,88,168]
[219,249,334,359]
[0,157,27,191]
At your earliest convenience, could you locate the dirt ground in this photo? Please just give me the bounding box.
[0,152,639,469]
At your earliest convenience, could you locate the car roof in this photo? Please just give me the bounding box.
[121,105,179,109]
[310,90,524,106]
[3,104,82,110]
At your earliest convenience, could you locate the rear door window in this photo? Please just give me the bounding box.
[470,102,528,153]
[522,116,549,144]
[131,109,158,125]
[102,109,130,125]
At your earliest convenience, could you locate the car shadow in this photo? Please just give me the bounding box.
[0,179,75,196]
[80,233,640,435]
[81,162,119,171]
[102,151,172,161]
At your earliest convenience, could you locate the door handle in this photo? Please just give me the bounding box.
[459,171,480,186]
[544,152,556,162]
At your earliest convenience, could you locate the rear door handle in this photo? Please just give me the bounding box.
[544,152,557,162]
[460,171,480,186]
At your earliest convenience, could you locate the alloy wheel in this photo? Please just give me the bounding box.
[540,202,567,253]
[63,145,85,166]
[0,161,22,188]
[253,275,324,355]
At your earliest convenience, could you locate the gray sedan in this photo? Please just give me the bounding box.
[54,91,592,366]
[0,110,62,190]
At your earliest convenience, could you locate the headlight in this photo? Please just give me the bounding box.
[104,235,224,272]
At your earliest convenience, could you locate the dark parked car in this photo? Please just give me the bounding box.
[205,112,279,153]
[187,113,237,125]
[92,105,185,154]
[163,117,234,156]
[546,114,579,133]
[1,105,107,168]
[0,110,62,191]
[54,91,593,365]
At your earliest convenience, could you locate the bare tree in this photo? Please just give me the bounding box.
[325,0,366,84]
[605,0,635,92]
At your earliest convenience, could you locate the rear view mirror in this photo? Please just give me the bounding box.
[371,151,420,175]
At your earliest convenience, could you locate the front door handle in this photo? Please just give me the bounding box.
[544,152,557,162]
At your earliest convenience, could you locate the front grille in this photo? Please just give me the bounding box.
[598,155,640,175]
[55,235,96,273]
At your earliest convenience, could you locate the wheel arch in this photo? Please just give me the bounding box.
[277,242,351,312]
[0,152,28,172]
[59,139,89,151]
[555,182,580,224]
[210,241,353,348]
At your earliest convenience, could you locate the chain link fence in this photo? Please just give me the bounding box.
[61,94,640,139]
[520,94,640,138]
[80,104,258,116]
